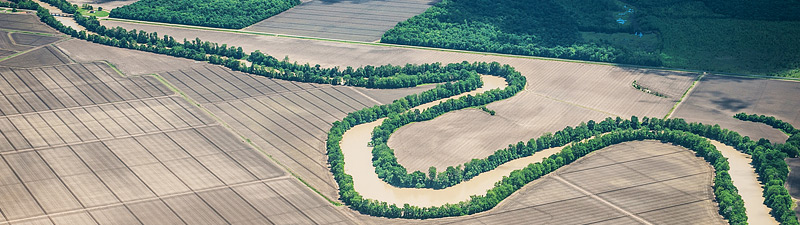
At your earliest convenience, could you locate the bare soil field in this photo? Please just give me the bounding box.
[349,141,724,224]
[158,64,423,200]
[0,31,33,52]
[0,13,59,34]
[786,158,800,219]
[0,45,71,67]
[672,75,800,143]
[244,0,439,42]
[56,39,201,76]
[392,92,611,171]
[10,32,61,46]
[392,66,697,171]
[0,62,171,116]
[0,30,62,59]
[0,57,356,224]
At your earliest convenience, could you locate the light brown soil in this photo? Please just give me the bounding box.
[56,39,200,75]
[672,75,800,143]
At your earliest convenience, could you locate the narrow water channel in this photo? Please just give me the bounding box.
[340,74,777,225]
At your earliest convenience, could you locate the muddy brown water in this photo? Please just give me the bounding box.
[711,140,778,225]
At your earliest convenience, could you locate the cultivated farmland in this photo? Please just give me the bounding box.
[672,75,800,143]
[391,65,697,171]
[0,30,62,58]
[56,39,201,75]
[0,45,72,67]
[0,60,356,224]
[0,14,358,223]
[0,13,59,34]
[157,64,429,200]
[245,0,439,42]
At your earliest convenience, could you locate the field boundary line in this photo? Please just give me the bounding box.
[100,18,800,81]
[0,36,70,62]
[0,94,178,118]
[0,28,63,37]
[532,92,618,117]
[0,174,294,225]
[346,86,382,105]
[151,72,343,206]
[552,175,654,225]
[666,73,704,119]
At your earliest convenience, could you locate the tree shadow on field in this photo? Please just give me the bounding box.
[710,96,751,112]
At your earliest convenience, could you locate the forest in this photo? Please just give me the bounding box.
[28,2,797,222]
[108,0,300,29]
[0,0,39,10]
[382,0,800,77]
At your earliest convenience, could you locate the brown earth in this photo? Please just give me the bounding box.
[56,39,200,75]
[786,158,800,220]
[244,0,439,42]
[0,45,72,67]
[672,75,800,143]
[0,16,358,222]
[0,13,59,34]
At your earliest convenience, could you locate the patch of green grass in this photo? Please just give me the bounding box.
[78,8,109,17]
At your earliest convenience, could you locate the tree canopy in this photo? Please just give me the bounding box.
[109,0,301,29]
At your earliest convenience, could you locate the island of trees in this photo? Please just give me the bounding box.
[108,0,301,29]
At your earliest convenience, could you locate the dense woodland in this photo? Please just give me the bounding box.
[28,1,799,222]
[383,0,800,77]
[108,0,300,29]
[0,0,39,10]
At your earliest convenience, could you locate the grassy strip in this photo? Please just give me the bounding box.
[665,73,704,119]
[100,60,125,77]
[0,28,60,37]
